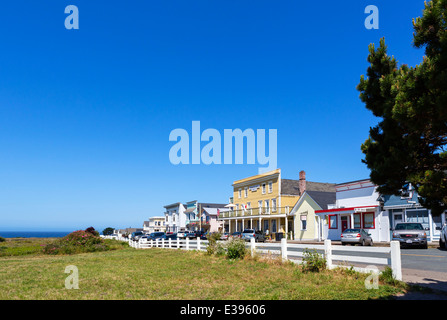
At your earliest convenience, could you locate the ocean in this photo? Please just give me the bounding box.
[0,231,71,238]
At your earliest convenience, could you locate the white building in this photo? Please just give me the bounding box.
[315,179,390,242]
[143,216,166,234]
[315,178,447,243]
[164,202,187,233]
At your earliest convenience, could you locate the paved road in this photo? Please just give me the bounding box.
[400,248,447,273]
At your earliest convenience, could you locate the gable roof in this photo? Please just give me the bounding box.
[306,190,336,210]
[290,190,336,214]
[280,179,336,196]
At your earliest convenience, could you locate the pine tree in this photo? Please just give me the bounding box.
[357,0,447,215]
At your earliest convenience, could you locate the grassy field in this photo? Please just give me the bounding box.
[0,237,409,300]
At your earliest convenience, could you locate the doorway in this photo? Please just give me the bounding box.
[341,216,349,232]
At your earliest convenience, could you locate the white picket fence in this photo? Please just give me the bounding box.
[112,236,402,281]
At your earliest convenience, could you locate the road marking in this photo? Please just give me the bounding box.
[401,253,445,258]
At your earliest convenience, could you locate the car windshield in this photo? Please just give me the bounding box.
[395,223,423,230]
[343,229,361,233]
[242,229,254,233]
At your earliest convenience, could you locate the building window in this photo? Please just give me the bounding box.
[238,188,242,199]
[265,200,270,213]
[362,212,375,229]
[262,183,266,194]
[272,199,277,211]
[329,215,338,229]
[268,181,273,193]
[354,213,361,228]
[247,202,251,209]
[244,187,248,198]
[300,215,307,230]
[263,220,269,232]
[272,219,277,233]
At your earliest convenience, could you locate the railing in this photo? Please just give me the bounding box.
[128,237,209,252]
[122,235,402,281]
[219,207,290,219]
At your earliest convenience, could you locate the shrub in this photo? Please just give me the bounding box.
[0,236,5,243]
[226,238,248,260]
[206,232,222,255]
[301,249,326,272]
[42,227,116,255]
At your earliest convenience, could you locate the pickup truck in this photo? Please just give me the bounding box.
[392,222,428,249]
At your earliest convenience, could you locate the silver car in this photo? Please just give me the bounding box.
[392,222,428,249]
[341,228,373,246]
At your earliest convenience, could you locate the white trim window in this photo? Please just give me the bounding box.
[268,181,273,193]
[272,199,277,212]
[238,188,242,199]
[300,215,307,230]
[262,183,266,194]
[244,187,248,198]
[265,200,270,213]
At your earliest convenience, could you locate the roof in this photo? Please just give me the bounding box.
[232,169,281,186]
[280,179,336,196]
[306,190,336,210]
[202,207,230,215]
[199,203,228,208]
[163,202,184,209]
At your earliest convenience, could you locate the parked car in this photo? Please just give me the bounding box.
[148,232,165,241]
[392,222,428,249]
[440,223,447,249]
[130,231,144,241]
[220,232,229,240]
[177,230,189,239]
[230,232,241,239]
[187,230,207,240]
[341,228,373,246]
[241,229,265,242]
[161,233,177,240]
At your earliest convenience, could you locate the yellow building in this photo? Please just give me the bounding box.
[219,169,335,240]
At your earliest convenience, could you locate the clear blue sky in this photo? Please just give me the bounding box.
[0,0,427,231]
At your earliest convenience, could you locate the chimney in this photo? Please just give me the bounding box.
[299,170,306,195]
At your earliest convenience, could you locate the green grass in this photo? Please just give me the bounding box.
[0,242,408,300]
[0,238,53,257]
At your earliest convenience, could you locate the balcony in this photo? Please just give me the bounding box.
[218,207,290,219]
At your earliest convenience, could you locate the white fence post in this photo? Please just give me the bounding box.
[150,239,153,248]
[250,238,256,257]
[197,237,201,251]
[186,237,190,250]
[161,238,165,248]
[390,241,402,281]
[169,238,172,249]
[324,239,332,269]
[177,238,180,249]
[156,238,159,248]
[281,238,287,261]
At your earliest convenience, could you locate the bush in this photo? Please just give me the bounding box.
[42,227,115,255]
[0,236,5,243]
[226,238,248,260]
[206,232,222,255]
[301,249,326,272]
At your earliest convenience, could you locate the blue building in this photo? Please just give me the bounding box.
[381,186,445,242]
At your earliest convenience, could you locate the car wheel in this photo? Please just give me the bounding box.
[361,240,365,246]
[440,238,445,249]
[369,239,373,246]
